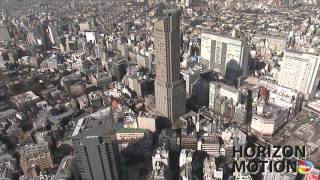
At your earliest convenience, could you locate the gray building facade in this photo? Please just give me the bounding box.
[72,125,120,180]
[154,9,186,128]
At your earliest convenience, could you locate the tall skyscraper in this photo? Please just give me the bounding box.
[154,9,186,128]
[278,51,320,100]
[200,32,249,78]
[72,125,120,180]
[72,107,119,180]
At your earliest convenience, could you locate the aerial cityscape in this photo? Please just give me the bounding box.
[0,0,320,179]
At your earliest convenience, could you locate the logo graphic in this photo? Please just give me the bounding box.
[298,160,314,174]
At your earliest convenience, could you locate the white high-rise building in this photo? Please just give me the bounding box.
[209,82,241,109]
[278,51,320,100]
[200,32,249,77]
[180,66,202,97]
[209,82,220,109]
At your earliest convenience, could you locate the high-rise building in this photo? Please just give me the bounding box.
[180,67,201,97]
[278,51,320,100]
[72,107,119,180]
[208,82,241,110]
[154,9,186,128]
[200,33,249,78]
[48,24,60,46]
[242,89,253,125]
[72,125,120,180]
[110,59,127,82]
[20,142,54,176]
